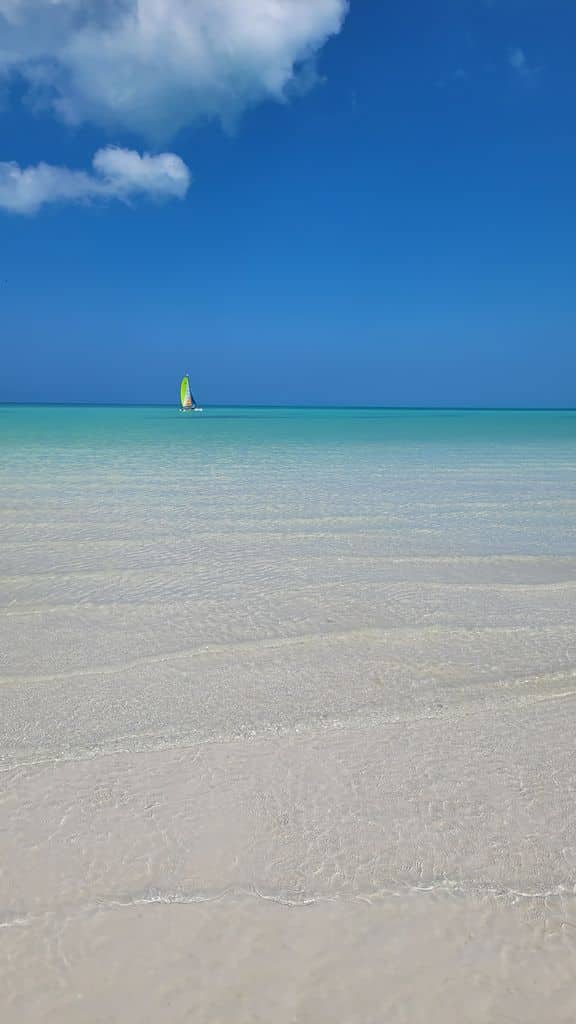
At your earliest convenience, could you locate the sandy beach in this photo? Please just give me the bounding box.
[2,406,576,1022]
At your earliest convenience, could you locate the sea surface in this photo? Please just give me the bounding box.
[1,405,576,1023]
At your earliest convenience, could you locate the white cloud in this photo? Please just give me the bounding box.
[0,0,348,140]
[0,146,191,213]
[0,2,346,215]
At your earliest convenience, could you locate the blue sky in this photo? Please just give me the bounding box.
[1,0,575,406]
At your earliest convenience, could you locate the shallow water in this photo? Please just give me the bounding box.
[1,406,576,1022]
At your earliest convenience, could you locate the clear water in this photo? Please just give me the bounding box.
[2,406,576,1022]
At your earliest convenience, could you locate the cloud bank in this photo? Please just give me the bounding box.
[0,146,191,213]
[0,0,348,140]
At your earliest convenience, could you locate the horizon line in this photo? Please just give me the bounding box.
[1,402,576,413]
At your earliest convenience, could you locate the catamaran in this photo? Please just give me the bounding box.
[180,374,202,412]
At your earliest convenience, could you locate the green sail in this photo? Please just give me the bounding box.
[180,375,192,408]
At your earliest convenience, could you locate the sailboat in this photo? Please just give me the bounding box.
[180,374,202,412]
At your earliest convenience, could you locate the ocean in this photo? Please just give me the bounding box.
[2,405,576,1022]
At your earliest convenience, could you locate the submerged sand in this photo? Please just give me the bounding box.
[1,407,576,1022]
[3,697,576,1023]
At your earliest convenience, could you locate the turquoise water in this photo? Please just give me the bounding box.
[2,405,576,560]
[2,404,576,450]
